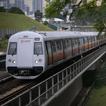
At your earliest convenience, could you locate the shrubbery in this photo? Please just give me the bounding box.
[0,7,6,12]
[0,36,8,51]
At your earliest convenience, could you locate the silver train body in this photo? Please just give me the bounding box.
[6,31,104,79]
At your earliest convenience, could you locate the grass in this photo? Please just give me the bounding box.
[86,62,106,106]
[0,12,53,31]
[86,85,106,106]
[0,12,53,52]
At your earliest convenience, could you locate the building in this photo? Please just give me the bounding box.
[0,0,45,16]
[0,0,9,8]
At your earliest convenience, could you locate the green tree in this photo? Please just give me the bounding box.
[75,0,106,33]
[45,0,70,18]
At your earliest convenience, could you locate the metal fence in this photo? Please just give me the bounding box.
[0,53,6,69]
[1,45,106,106]
[0,29,21,38]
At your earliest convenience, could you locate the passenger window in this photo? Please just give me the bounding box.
[46,41,52,65]
[63,40,66,49]
[72,39,74,47]
[84,37,88,42]
[52,41,56,52]
[73,39,77,46]
[34,42,43,55]
[8,42,17,55]
[56,40,62,50]
[75,39,78,45]
[79,38,83,45]
[67,40,70,47]
[65,39,68,48]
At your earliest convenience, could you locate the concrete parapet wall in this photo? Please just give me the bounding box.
[45,76,82,106]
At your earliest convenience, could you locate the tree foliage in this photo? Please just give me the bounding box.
[75,0,106,32]
[45,0,106,33]
[45,0,70,18]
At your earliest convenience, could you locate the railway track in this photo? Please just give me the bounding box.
[0,47,100,105]
[0,74,12,84]
[0,78,36,105]
[0,51,90,105]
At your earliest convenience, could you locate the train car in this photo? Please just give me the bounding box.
[6,31,103,79]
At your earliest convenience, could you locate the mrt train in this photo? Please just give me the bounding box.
[6,31,105,79]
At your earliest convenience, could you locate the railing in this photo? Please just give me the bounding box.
[0,53,6,59]
[0,29,21,38]
[1,45,106,106]
[58,24,97,31]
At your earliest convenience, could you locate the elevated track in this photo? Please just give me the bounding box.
[1,45,105,106]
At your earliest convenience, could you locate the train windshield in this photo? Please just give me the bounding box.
[8,42,17,55]
[34,42,43,55]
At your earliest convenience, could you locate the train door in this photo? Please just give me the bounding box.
[93,37,95,47]
[66,39,72,58]
[17,38,33,68]
[79,38,84,54]
[72,38,78,56]
[56,40,64,61]
[62,39,66,58]
[88,37,92,49]
[52,41,57,63]
[84,37,89,51]
[46,41,53,65]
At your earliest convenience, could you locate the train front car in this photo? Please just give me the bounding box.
[6,31,45,79]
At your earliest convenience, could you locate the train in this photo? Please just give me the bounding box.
[6,31,105,79]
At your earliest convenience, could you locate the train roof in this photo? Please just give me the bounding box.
[38,31,99,40]
[9,31,104,41]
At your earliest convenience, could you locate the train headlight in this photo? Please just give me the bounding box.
[12,60,16,64]
[35,60,38,64]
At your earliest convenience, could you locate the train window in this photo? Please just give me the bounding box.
[71,39,74,46]
[63,40,66,49]
[79,38,83,45]
[52,41,57,52]
[56,40,62,50]
[88,37,91,42]
[75,39,78,45]
[69,39,72,46]
[63,39,71,49]
[46,41,53,65]
[34,42,43,55]
[67,40,70,47]
[72,39,77,46]
[8,42,17,55]
[84,37,88,42]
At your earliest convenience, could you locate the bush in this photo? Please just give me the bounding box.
[0,7,6,12]
[8,7,24,15]
[43,21,48,25]
[0,36,8,51]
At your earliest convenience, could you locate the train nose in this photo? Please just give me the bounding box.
[19,70,30,76]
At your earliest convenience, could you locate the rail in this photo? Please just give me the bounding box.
[0,75,12,84]
[1,45,106,106]
[0,59,5,63]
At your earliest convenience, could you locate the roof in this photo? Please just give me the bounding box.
[9,31,101,41]
[38,31,99,40]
